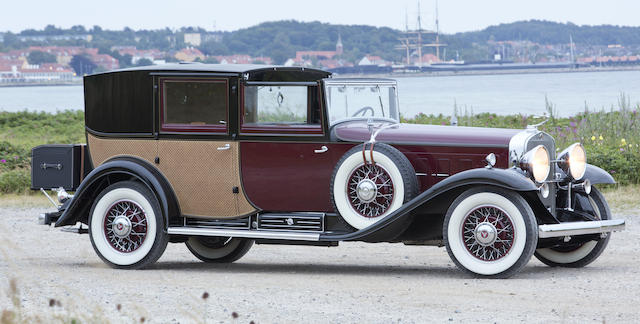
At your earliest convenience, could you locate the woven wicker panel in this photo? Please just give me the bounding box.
[87,134,157,166]
[158,140,256,218]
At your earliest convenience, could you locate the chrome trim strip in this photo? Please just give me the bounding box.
[245,81,318,86]
[538,219,625,238]
[167,227,321,241]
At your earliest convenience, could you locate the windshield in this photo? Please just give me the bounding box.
[324,81,400,126]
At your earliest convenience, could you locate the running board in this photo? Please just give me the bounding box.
[167,227,320,241]
[538,219,625,239]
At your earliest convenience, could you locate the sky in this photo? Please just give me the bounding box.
[0,0,638,34]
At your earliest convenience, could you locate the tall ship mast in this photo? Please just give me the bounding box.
[396,0,446,67]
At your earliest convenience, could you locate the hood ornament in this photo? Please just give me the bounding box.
[526,115,549,131]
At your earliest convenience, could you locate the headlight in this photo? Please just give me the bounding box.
[558,143,587,180]
[520,145,550,183]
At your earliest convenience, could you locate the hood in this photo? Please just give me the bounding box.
[333,121,521,148]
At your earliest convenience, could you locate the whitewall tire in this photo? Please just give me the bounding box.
[443,186,538,278]
[186,237,254,263]
[331,143,418,230]
[535,187,611,267]
[89,181,168,269]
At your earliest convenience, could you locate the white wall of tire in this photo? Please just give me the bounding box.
[446,192,528,276]
[90,188,157,266]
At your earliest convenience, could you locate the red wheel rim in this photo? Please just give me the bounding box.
[461,206,515,261]
[103,200,148,253]
[347,163,395,218]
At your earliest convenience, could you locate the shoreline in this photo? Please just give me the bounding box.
[0,66,638,87]
[0,81,82,88]
[333,65,640,78]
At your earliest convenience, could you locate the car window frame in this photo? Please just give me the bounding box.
[239,82,324,136]
[159,77,230,134]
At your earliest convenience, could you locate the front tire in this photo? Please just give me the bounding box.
[443,186,538,278]
[186,237,254,263]
[535,187,611,267]
[89,181,168,269]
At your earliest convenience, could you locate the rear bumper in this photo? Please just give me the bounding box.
[538,219,625,239]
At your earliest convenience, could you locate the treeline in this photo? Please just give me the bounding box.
[2,20,640,64]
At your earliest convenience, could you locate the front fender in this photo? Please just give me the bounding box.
[320,168,538,242]
[584,164,615,184]
[54,157,180,228]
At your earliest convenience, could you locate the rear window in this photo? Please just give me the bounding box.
[161,79,228,133]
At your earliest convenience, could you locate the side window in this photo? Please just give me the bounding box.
[161,78,228,133]
[242,84,323,135]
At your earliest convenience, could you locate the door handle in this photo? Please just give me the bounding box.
[314,145,328,154]
[217,144,231,151]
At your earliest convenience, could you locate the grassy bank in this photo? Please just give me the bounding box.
[0,97,639,194]
[0,110,84,194]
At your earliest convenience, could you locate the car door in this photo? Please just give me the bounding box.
[238,82,352,212]
[156,77,256,219]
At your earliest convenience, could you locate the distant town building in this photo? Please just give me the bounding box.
[27,46,89,65]
[112,46,166,64]
[184,33,202,46]
[213,54,273,65]
[174,47,205,62]
[358,55,390,66]
[0,63,75,84]
[294,34,344,61]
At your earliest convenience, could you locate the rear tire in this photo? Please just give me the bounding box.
[186,237,254,263]
[535,187,611,268]
[89,181,168,269]
[443,186,538,278]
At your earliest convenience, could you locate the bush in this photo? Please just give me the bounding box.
[0,141,29,172]
[0,169,30,194]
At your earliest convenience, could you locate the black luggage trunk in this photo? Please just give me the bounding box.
[31,144,90,190]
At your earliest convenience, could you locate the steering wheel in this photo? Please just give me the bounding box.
[351,106,375,117]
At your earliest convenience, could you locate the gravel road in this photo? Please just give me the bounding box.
[0,205,638,324]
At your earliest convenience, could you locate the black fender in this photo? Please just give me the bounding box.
[54,156,180,228]
[584,164,615,184]
[320,167,538,242]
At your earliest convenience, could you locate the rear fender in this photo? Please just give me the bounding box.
[54,156,180,228]
[320,168,538,242]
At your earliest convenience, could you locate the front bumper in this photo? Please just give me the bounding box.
[538,219,625,238]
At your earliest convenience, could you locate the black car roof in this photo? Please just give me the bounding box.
[91,63,330,76]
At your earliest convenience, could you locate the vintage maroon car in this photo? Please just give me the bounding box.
[32,64,625,278]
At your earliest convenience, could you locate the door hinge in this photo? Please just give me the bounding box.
[232,186,239,194]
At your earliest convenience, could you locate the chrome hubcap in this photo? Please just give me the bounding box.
[112,216,132,238]
[356,179,377,202]
[474,222,497,246]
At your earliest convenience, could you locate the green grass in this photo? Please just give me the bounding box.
[1,95,639,194]
[0,110,84,194]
